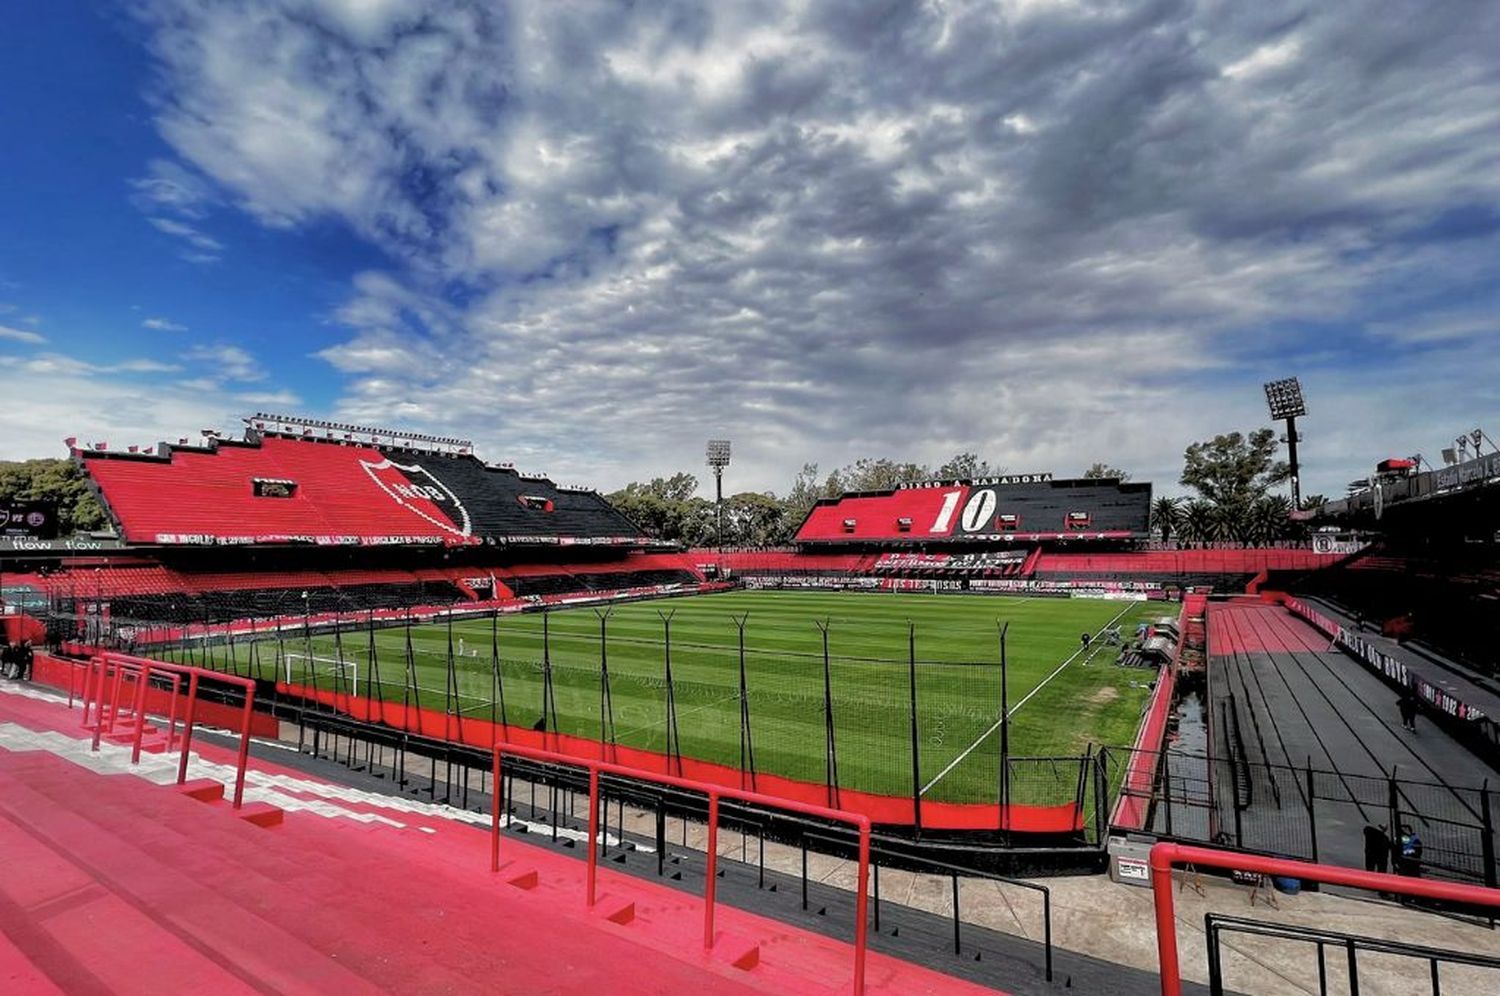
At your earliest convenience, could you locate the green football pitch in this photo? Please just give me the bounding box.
[222,590,1161,805]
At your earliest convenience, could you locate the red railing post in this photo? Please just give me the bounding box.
[492,742,873,994]
[704,792,719,948]
[853,820,870,995]
[130,663,152,765]
[232,680,254,809]
[1150,842,1500,996]
[91,661,110,752]
[586,767,600,908]
[164,672,181,752]
[176,671,201,785]
[81,657,97,730]
[106,662,126,734]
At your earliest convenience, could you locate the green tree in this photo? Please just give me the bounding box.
[1082,462,1131,482]
[1150,496,1180,544]
[1179,429,1290,539]
[934,452,996,480]
[0,458,108,535]
[1178,500,1216,545]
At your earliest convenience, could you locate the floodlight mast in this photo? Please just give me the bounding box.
[1264,377,1307,509]
[706,440,732,552]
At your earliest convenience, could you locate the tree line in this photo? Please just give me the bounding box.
[612,430,1316,548]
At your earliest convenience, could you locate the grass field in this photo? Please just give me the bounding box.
[219,590,1160,806]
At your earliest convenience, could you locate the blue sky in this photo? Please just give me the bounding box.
[2,1,1498,498]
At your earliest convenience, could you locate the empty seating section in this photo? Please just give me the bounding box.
[81,436,643,545]
[1296,548,1500,675]
[13,553,706,625]
[1034,549,1338,575]
[796,479,1151,542]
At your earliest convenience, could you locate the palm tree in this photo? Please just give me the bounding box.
[1179,500,1216,546]
[1151,496,1181,545]
[1248,494,1294,545]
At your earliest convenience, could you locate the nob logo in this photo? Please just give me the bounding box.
[359,459,473,538]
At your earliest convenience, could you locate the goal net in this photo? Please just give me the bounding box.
[283,652,360,696]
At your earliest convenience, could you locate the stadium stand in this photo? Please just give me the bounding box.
[1294,545,1500,677]
[79,434,643,546]
[796,477,1151,543]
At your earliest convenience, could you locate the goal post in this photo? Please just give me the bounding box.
[283,652,360,696]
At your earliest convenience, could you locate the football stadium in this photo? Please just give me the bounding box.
[4,4,1500,994]
[4,405,1500,994]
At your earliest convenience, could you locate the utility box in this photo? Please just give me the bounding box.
[1107,835,1155,888]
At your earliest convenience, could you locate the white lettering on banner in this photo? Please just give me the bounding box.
[913,473,1054,488]
[1285,597,1488,724]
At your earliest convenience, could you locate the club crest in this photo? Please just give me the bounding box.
[359,459,473,537]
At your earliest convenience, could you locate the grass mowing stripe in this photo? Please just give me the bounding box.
[919,602,1134,796]
[218,590,1156,804]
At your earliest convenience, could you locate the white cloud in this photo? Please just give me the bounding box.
[185,342,267,382]
[118,0,1500,497]
[143,317,189,332]
[233,389,303,407]
[130,158,216,218]
[0,324,46,344]
[20,353,182,377]
[146,217,224,262]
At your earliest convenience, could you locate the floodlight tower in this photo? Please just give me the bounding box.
[1264,377,1307,509]
[706,439,732,551]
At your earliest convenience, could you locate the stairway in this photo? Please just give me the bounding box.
[0,682,998,995]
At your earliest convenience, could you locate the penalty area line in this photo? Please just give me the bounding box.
[918,602,1134,797]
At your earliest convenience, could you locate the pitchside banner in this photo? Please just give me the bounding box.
[0,500,58,539]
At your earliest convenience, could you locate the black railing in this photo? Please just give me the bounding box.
[1204,914,1500,996]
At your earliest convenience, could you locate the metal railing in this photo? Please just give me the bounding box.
[76,651,258,808]
[1203,914,1500,996]
[492,740,873,995]
[804,827,1053,981]
[1149,842,1500,996]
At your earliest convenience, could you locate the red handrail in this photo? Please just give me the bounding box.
[1149,842,1500,996]
[81,652,258,809]
[492,741,872,995]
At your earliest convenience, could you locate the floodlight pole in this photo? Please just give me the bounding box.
[1285,414,1302,510]
[1264,377,1307,510]
[706,440,731,553]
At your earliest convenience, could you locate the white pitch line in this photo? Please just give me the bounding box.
[919,602,1134,797]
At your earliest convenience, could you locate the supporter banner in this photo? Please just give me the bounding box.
[1284,597,1487,723]
[744,575,882,591]
[971,578,1164,595]
[881,578,963,591]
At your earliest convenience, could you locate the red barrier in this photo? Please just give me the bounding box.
[1149,842,1500,996]
[285,679,1080,832]
[1110,597,1195,830]
[492,740,872,995]
[76,652,258,809]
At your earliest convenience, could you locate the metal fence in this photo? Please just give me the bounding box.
[37,599,1108,840]
[1106,744,1499,887]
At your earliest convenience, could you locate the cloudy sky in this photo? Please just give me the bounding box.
[2,1,1497,498]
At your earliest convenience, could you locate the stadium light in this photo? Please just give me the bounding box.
[1263,378,1307,421]
[706,440,731,551]
[1263,377,1307,509]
